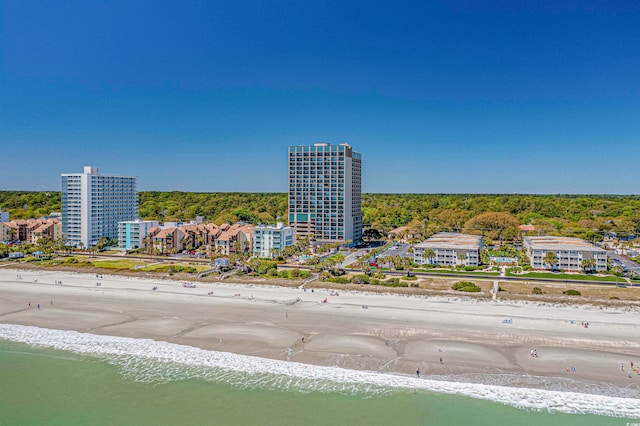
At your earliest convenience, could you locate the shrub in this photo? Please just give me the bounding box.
[299,270,311,279]
[277,270,290,279]
[255,260,279,275]
[563,289,581,296]
[326,276,350,284]
[290,268,300,278]
[370,278,381,285]
[532,286,544,295]
[401,275,417,281]
[463,265,479,271]
[451,281,481,292]
[373,271,385,279]
[329,268,346,276]
[352,274,370,284]
[152,265,198,274]
[610,296,620,300]
[381,278,408,287]
[267,268,278,277]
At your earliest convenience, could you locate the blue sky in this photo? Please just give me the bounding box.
[1,1,639,193]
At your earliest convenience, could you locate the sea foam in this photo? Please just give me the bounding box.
[1,323,638,419]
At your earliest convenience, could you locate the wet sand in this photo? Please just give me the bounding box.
[1,268,639,392]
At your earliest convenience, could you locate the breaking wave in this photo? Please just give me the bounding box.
[1,324,638,419]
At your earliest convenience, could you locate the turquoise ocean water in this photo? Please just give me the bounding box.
[0,325,637,425]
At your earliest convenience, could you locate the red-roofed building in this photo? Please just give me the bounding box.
[519,224,535,233]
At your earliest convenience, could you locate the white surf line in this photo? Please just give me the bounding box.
[0,323,639,419]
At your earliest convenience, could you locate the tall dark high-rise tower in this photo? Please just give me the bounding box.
[288,143,362,245]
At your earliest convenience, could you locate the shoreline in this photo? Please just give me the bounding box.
[1,267,639,398]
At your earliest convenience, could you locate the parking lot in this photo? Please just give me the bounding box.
[608,251,640,275]
[378,242,413,259]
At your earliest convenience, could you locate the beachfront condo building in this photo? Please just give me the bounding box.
[288,143,362,246]
[413,232,483,267]
[523,236,608,272]
[117,219,159,251]
[1,218,62,244]
[62,166,138,247]
[253,222,294,258]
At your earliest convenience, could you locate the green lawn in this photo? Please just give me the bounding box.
[141,263,210,273]
[90,259,148,269]
[505,269,621,282]
[412,268,500,276]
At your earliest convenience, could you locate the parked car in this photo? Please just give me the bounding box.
[182,282,196,288]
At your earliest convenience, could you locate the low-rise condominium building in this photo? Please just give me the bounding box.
[117,220,160,250]
[413,232,483,267]
[523,236,608,272]
[253,222,294,258]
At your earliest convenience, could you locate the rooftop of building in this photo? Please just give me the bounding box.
[255,222,291,231]
[524,236,605,252]
[414,232,483,251]
[62,166,137,179]
[151,228,179,239]
[388,226,408,235]
[118,219,158,224]
[289,142,359,157]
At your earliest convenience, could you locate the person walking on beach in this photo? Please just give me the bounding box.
[439,357,443,364]
[416,368,420,377]
[621,363,625,371]
[37,304,40,310]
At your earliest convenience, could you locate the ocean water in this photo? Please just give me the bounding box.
[0,324,637,425]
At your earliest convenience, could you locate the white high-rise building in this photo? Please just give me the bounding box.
[288,143,362,245]
[62,166,137,247]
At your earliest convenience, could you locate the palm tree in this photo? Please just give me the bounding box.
[580,258,596,273]
[36,237,53,257]
[611,265,624,277]
[362,263,372,276]
[543,252,558,270]
[422,248,436,266]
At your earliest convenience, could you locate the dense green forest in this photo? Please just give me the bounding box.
[1,191,639,242]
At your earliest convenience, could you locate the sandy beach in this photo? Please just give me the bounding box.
[1,267,640,394]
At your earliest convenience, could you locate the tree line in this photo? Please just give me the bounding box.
[1,191,639,243]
